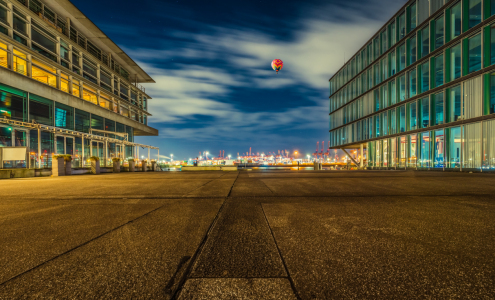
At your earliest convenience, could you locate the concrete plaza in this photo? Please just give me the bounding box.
[0,170,494,299]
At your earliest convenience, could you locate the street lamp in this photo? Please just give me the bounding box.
[228,155,231,159]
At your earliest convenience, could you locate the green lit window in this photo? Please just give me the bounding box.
[420,97,430,128]
[490,73,495,114]
[381,29,388,54]
[435,15,444,50]
[390,79,397,106]
[468,34,482,73]
[451,2,462,39]
[409,35,417,65]
[491,26,495,65]
[451,43,462,80]
[375,114,381,137]
[410,2,417,31]
[421,26,429,58]
[434,129,445,168]
[390,50,397,76]
[390,108,397,135]
[398,43,406,71]
[398,12,406,40]
[390,21,397,46]
[409,100,417,130]
[409,68,417,97]
[433,92,445,125]
[55,102,73,130]
[399,105,406,133]
[435,54,444,88]
[450,85,462,121]
[382,111,388,136]
[421,61,429,93]
[468,0,482,29]
[399,74,406,102]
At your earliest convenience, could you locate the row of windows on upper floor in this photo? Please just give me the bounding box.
[329,0,495,98]
[0,40,149,125]
[329,21,495,116]
[0,0,133,82]
[0,1,147,106]
[329,71,495,148]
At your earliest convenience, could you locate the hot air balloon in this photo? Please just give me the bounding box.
[271,59,283,74]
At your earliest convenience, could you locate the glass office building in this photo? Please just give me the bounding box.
[329,0,495,171]
[0,0,158,169]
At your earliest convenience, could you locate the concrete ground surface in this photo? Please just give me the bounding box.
[0,170,494,299]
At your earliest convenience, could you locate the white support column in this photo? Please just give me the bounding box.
[81,135,84,168]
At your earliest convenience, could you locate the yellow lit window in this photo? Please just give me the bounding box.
[72,84,80,97]
[32,58,56,73]
[112,102,118,113]
[32,66,57,88]
[82,89,97,105]
[83,84,97,94]
[13,49,27,76]
[99,98,109,109]
[13,49,26,59]
[61,78,69,93]
[0,41,7,49]
[61,73,69,80]
[0,48,7,69]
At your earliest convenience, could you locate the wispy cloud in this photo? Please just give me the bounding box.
[125,0,405,153]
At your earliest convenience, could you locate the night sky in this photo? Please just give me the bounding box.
[71,0,405,160]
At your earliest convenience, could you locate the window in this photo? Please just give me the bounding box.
[450,85,462,121]
[492,0,495,16]
[390,21,397,46]
[91,114,104,130]
[72,79,80,98]
[381,29,388,53]
[55,102,73,129]
[13,15,27,36]
[409,100,417,130]
[100,93,112,110]
[399,74,406,102]
[0,89,26,121]
[435,54,444,88]
[448,126,461,168]
[0,4,7,26]
[420,97,430,128]
[451,43,462,80]
[468,34,482,73]
[434,129,445,168]
[421,26,429,58]
[375,114,380,137]
[409,68,417,97]
[120,83,129,100]
[60,73,69,93]
[82,88,97,105]
[421,61,429,93]
[390,50,396,75]
[420,132,431,167]
[491,26,495,65]
[451,2,462,39]
[75,109,90,133]
[409,35,417,65]
[468,0,482,29]
[390,108,397,134]
[398,43,406,71]
[398,12,406,40]
[433,92,444,125]
[399,105,406,133]
[32,59,57,88]
[374,89,380,112]
[31,24,57,61]
[374,36,380,60]
[0,41,6,69]
[83,58,97,84]
[435,15,444,50]
[490,73,495,114]
[390,79,397,106]
[374,63,380,85]
[29,94,53,126]
[410,2,417,31]
[13,49,27,75]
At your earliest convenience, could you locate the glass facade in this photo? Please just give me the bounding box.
[328,0,495,171]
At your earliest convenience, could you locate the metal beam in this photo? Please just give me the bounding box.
[341,148,359,166]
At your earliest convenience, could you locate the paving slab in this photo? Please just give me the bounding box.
[178,278,297,300]
[262,196,495,299]
[190,198,286,278]
[0,198,224,299]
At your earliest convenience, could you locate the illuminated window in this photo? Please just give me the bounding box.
[82,84,98,105]
[32,62,57,88]
[121,105,129,117]
[100,93,112,110]
[0,41,7,69]
[61,73,69,93]
[13,49,27,76]
[72,79,80,97]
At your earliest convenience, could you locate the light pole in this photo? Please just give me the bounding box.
[171,154,173,163]
[307,155,310,163]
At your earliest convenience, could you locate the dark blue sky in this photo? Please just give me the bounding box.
[72,0,405,160]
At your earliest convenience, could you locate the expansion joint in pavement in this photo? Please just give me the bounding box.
[0,204,166,287]
[261,204,302,300]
